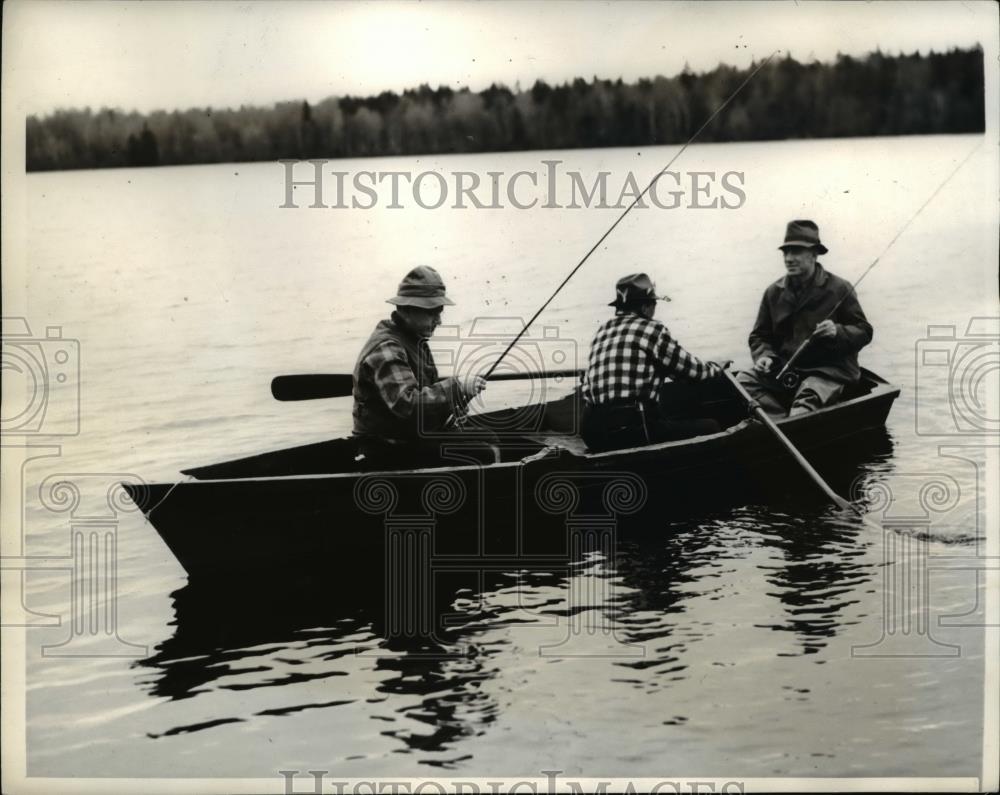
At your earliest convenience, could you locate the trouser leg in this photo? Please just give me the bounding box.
[737,369,788,416]
[581,404,648,452]
[789,375,845,416]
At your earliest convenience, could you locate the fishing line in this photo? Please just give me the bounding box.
[775,139,984,384]
[480,50,782,382]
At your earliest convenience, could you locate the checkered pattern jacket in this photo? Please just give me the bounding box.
[352,314,464,439]
[581,311,722,405]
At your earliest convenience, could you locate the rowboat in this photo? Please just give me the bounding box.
[122,369,899,579]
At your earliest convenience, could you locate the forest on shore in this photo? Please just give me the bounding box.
[26,47,984,172]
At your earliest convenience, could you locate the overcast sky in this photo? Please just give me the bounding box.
[4,0,993,116]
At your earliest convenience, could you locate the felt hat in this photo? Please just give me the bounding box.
[608,273,671,306]
[778,219,828,255]
[387,265,455,308]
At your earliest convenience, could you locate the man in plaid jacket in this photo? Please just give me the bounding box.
[353,265,497,467]
[581,273,726,452]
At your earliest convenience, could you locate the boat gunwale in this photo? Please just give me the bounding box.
[154,370,899,488]
[580,373,899,461]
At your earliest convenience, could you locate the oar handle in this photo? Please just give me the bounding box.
[485,368,583,383]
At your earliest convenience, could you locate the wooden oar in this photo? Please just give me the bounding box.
[723,369,853,511]
[271,368,584,401]
[271,374,354,401]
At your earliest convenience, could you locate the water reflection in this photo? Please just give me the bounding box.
[752,508,874,655]
[372,646,499,767]
[608,427,896,675]
[137,573,383,702]
[747,428,891,655]
[136,566,548,764]
[611,523,716,681]
[136,426,899,759]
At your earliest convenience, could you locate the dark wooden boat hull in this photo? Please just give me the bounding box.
[123,370,899,579]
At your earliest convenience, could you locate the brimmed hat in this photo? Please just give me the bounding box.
[387,265,456,308]
[608,273,671,306]
[778,219,828,255]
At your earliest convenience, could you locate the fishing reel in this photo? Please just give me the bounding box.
[761,358,802,391]
[777,369,802,391]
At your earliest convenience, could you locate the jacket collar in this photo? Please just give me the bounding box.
[387,311,424,342]
[614,307,652,320]
[777,262,829,291]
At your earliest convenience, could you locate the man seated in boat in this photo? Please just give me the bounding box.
[352,265,499,468]
[580,273,727,452]
[738,220,873,416]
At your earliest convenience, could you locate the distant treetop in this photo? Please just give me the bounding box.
[26,46,985,172]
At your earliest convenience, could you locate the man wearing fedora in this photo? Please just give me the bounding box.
[580,273,727,452]
[738,220,873,416]
[353,265,496,467]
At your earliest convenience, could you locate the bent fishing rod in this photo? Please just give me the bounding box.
[773,141,983,388]
[447,53,780,428]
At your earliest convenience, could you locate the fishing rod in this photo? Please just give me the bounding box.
[773,140,983,389]
[480,52,779,382]
[447,51,780,427]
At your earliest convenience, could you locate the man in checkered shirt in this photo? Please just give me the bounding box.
[581,273,727,451]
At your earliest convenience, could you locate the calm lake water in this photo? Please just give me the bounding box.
[11,134,997,782]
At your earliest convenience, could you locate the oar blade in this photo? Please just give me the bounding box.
[486,368,583,383]
[270,374,355,401]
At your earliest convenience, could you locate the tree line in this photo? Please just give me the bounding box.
[26,47,984,172]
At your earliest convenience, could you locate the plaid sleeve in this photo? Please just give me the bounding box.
[650,323,721,381]
[365,340,462,421]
